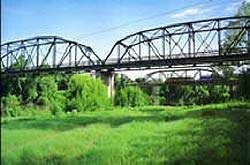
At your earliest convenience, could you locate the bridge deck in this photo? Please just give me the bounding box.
[2,53,249,75]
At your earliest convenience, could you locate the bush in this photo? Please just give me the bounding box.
[159,84,232,105]
[36,76,58,106]
[67,74,110,111]
[194,86,210,105]
[50,101,62,116]
[114,86,149,107]
[209,85,230,103]
[35,76,67,114]
[49,91,67,115]
[37,96,50,105]
[20,103,39,117]
[160,85,195,105]
[2,95,22,117]
[22,76,38,103]
[180,86,195,105]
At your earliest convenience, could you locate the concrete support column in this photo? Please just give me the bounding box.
[96,71,115,97]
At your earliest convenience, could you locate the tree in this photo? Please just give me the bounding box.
[67,74,110,111]
[236,1,250,16]
[21,76,38,103]
[114,74,131,90]
[36,76,58,105]
[114,86,149,107]
[0,75,22,97]
[209,85,230,103]
[159,84,195,105]
[194,86,210,105]
[1,95,22,117]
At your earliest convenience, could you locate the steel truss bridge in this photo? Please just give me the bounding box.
[1,16,250,75]
[130,68,238,86]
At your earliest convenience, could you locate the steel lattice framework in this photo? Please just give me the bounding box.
[1,36,102,74]
[1,16,250,75]
[104,16,250,69]
[131,68,238,86]
[145,68,218,82]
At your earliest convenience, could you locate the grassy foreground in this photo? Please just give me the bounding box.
[1,102,250,164]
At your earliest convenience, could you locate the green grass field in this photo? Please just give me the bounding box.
[1,102,250,165]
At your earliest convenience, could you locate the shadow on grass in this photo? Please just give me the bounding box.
[185,107,250,164]
[3,103,250,133]
[71,105,250,164]
[2,114,170,131]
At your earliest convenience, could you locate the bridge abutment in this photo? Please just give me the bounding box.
[96,71,115,98]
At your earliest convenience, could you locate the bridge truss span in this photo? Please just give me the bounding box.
[133,67,238,86]
[1,36,103,74]
[104,16,250,69]
[145,68,217,83]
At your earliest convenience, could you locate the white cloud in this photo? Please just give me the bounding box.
[225,1,242,13]
[171,7,200,19]
[170,5,216,19]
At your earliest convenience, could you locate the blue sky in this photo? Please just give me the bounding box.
[2,0,245,57]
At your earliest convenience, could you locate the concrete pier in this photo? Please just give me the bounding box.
[96,71,115,97]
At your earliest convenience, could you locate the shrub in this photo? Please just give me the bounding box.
[22,76,38,103]
[194,86,210,105]
[35,76,68,114]
[2,95,22,117]
[160,84,231,105]
[159,85,195,105]
[49,91,67,115]
[150,96,165,105]
[50,101,62,116]
[36,76,58,106]
[209,85,230,103]
[180,86,195,105]
[67,74,110,111]
[21,103,39,116]
[37,96,50,105]
[114,86,149,107]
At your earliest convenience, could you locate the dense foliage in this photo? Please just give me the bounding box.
[114,86,149,107]
[1,95,22,117]
[67,74,110,111]
[158,85,230,105]
[1,73,110,116]
[159,85,195,105]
